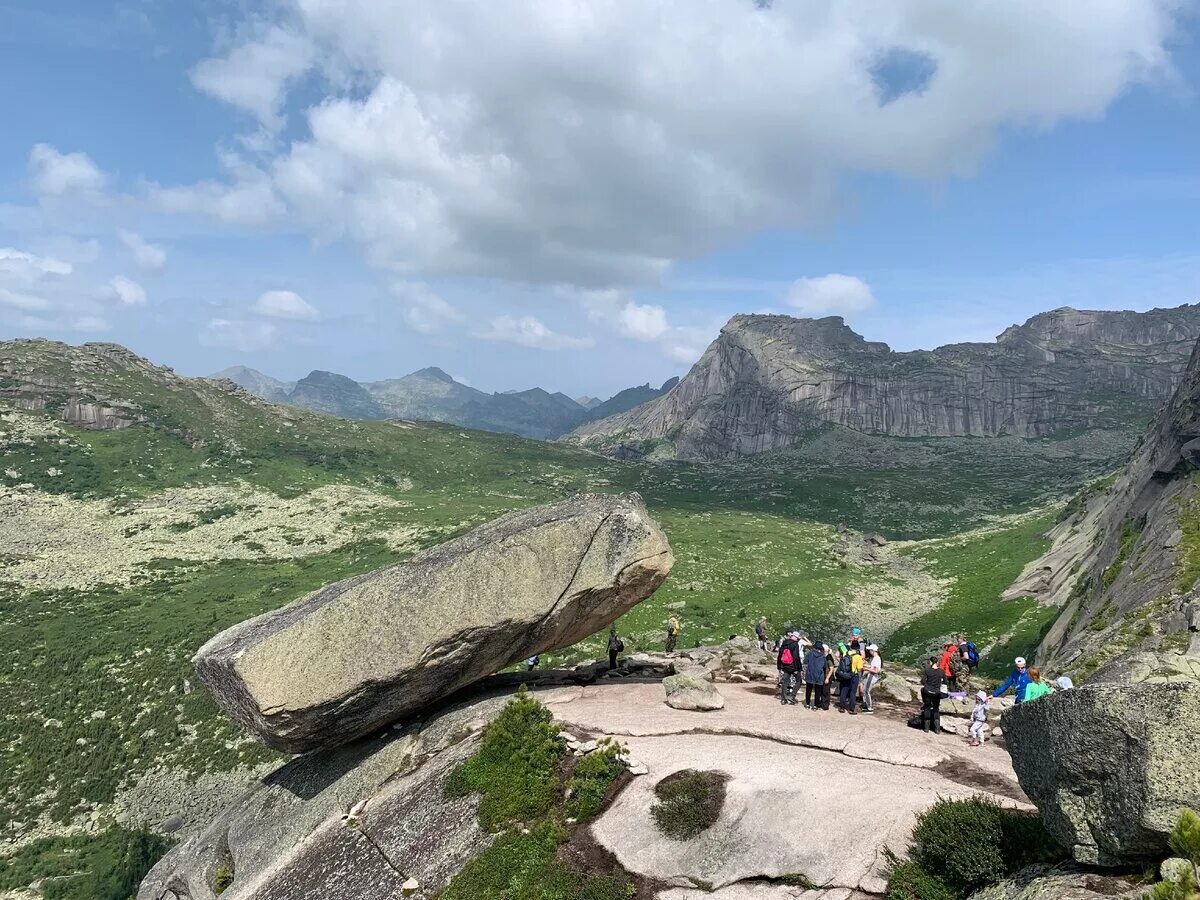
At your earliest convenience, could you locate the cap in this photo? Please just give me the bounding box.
[976,690,988,701]
[867,643,878,651]
[852,627,862,635]
[1015,656,1027,667]
[787,629,800,638]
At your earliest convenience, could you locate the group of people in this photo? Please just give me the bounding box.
[772,622,882,715]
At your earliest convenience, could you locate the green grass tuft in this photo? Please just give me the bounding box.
[650,769,728,841]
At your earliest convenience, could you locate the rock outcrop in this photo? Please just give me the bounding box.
[1002,683,1200,866]
[999,331,1200,680]
[567,306,1200,459]
[662,672,725,711]
[194,493,674,753]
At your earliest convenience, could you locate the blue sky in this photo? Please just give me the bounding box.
[1,1,1198,397]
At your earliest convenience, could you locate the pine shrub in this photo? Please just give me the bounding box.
[650,769,727,841]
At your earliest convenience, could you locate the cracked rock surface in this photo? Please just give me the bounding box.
[195,493,673,753]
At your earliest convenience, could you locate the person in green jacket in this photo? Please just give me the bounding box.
[1022,665,1054,702]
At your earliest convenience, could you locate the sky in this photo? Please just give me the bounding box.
[1,1,1198,398]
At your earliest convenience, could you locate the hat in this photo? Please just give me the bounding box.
[976,690,988,701]
[1015,656,1027,667]
[787,629,800,638]
[852,627,862,635]
[867,643,878,652]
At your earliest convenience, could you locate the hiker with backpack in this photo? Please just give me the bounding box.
[835,641,864,714]
[803,641,826,708]
[957,633,980,670]
[920,654,946,733]
[607,626,624,671]
[665,615,682,652]
[755,616,772,651]
[777,628,803,705]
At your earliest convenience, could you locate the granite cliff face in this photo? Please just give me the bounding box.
[567,306,1200,459]
[1003,334,1200,681]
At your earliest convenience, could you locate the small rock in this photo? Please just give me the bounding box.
[727,673,750,683]
[1161,857,1194,884]
[578,739,599,754]
[1165,528,1183,549]
[401,877,420,896]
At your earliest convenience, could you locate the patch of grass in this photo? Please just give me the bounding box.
[439,821,634,900]
[444,686,564,830]
[440,692,635,900]
[0,825,171,899]
[566,740,626,822]
[885,514,1057,675]
[650,769,728,841]
[1176,484,1200,592]
[1103,520,1139,589]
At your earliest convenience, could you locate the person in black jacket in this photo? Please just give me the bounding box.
[607,626,623,671]
[777,628,803,706]
[920,654,946,733]
[802,643,827,708]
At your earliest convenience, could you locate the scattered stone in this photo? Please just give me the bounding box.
[401,877,420,895]
[663,673,725,711]
[1161,857,1194,885]
[577,739,599,754]
[194,493,674,753]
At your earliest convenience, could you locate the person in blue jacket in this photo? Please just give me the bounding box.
[993,656,1031,703]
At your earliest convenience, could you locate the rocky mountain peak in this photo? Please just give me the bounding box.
[412,366,455,383]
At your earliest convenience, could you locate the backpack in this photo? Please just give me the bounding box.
[780,646,794,667]
[963,642,979,668]
[836,652,855,682]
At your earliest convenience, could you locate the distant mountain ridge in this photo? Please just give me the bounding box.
[210,365,678,440]
[566,305,1200,459]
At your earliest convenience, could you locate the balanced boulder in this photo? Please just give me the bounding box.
[1002,681,1200,866]
[195,493,673,753]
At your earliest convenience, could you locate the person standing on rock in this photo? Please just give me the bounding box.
[993,656,1031,704]
[777,628,802,705]
[821,644,836,710]
[666,615,682,652]
[803,641,826,708]
[861,644,882,714]
[920,654,945,733]
[755,616,771,651]
[968,690,989,746]
[947,647,969,697]
[1022,666,1054,702]
[607,626,624,671]
[836,641,864,714]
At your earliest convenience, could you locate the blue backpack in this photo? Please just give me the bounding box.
[962,642,979,668]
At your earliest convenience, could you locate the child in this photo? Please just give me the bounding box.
[968,690,989,746]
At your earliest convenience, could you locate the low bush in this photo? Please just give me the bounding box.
[650,769,727,841]
[885,796,1066,900]
[444,686,564,830]
[1148,810,1200,900]
[0,826,171,900]
[566,740,626,821]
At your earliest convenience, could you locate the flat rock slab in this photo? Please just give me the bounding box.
[535,680,1028,895]
[195,493,673,752]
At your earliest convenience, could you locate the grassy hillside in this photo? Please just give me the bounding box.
[0,339,1127,852]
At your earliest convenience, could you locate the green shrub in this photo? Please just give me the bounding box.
[566,740,626,821]
[444,686,564,830]
[440,820,634,900]
[1171,809,1200,865]
[213,864,234,894]
[0,826,171,900]
[650,770,727,841]
[885,796,1066,899]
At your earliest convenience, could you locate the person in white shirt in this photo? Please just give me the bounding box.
[861,644,883,713]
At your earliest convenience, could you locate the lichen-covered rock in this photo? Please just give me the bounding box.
[663,673,725,711]
[969,863,1145,899]
[1002,682,1200,866]
[195,493,673,753]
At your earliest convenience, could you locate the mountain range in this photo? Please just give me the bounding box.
[210,364,679,441]
[568,305,1200,459]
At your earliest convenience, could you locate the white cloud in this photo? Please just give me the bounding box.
[392,282,463,335]
[617,302,669,341]
[200,318,277,352]
[786,274,876,316]
[477,315,593,350]
[110,275,147,307]
[70,315,110,333]
[253,289,319,320]
[118,230,167,272]
[28,144,107,198]
[190,26,313,131]
[138,1,1180,290]
[0,247,72,281]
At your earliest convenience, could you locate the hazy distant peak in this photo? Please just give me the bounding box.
[411,366,456,383]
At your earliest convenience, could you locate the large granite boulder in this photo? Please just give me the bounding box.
[969,863,1146,900]
[1002,682,1200,866]
[195,493,673,753]
[663,673,725,711]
